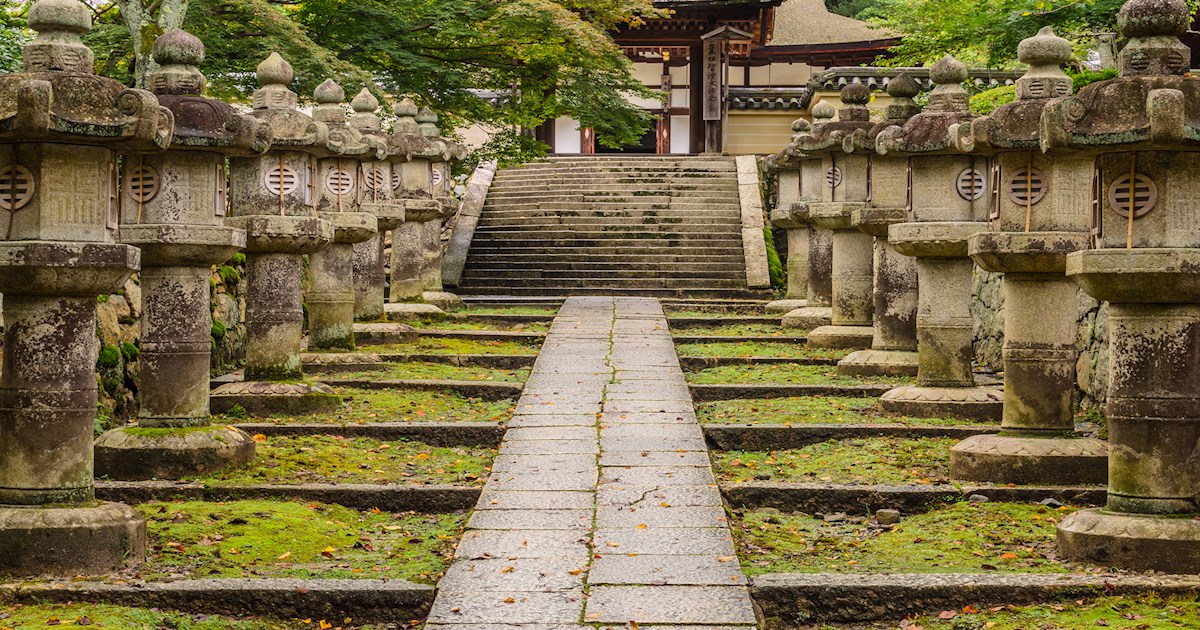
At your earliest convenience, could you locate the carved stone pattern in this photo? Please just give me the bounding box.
[264,166,300,196]
[1005,168,1048,206]
[0,165,35,211]
[957,168,986,201]
[1108,173,1157,218]
[124,164,160,204]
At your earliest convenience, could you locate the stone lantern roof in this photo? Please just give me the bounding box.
[876,55,977,155]
[1042,0,1200,152]
[845,73,923,154]
[956,27,1074,153]
[0,0,171,150]
[248,52,330,153]
[792,83,874,153]
[148,28,269,156]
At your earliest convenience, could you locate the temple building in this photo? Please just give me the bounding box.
[536,0,900,155]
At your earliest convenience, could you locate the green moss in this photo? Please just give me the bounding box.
[697,396,974,427]
[360,337,540,356]
[218,388,514,424]
[328,360,529,382]
[715,437,956,485]
[97,294,109,304]
[193,435,492,486]
[903,594,1200,630]
[671,323,792,336]
[0,603,301,629]
[120,341,139,362]
[224,404,249,419]
[137,499,464,583]
[230,252,247,265]
[124,425,226,438]
[969,83,1017,115]
[733,501,1081,575]
[677,342,851,360]
[764,223,785,292]
[406,319,549,333]
[217,264,240,286]
[96,344,121,370]
[212,320,228,341]
[686,364,913,386]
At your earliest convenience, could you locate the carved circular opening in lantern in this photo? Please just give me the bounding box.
[363,166,387,192]
[265,166,300,196]
[1005,168,1048,206]
[956,168,986,201]
[125,164,161,203]
[391,170,402,191]
[825,166,842,189]
[1109,173,1157,218]
[325,169,355,196]
[0,165,35,211]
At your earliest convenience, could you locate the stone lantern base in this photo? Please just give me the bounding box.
[423,290,464,311]
[807,324,875,349]
[94,425,256,480]
[950,433,1108,485]
[210,381,341,417]
[0,502,146,577]
[781,305,832,329]
[1057,510,1200,573]
[382,302,446,321]
[765,298,808,314]
[880,385,1003,422]
[838,348,920,377]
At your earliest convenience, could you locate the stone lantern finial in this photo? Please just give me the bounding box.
[148,28,206,95]
[23,0,94,73]
[252,52,297,110]
[883,72,922,123]
[838,83,871,123]
[812,99,836,122]
[312,78,347,124]
[926,54,970,113]
[1015,27,1073,100]
[1116,0,1191,76]
[417,107,440,137]
[394,96,421,135]
[350,88,382,134]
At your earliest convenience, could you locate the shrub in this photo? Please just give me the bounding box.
[969,84,1016,115]
[459,128,549,173]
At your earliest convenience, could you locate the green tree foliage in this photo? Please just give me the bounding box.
[866,0,1200,68]
[0,5,31,73]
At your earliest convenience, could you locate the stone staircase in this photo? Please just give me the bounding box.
[456,155,763,298]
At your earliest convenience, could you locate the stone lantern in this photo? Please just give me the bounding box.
[0,0,172,575]
[780,115,835,330]
[949,28,1108,485]
[210,52,337,416]
[349,88,405,322]
[94,29,270,480]
[305,79,381,350]
[763,139,809,315]
[1043,0,1200,572]
[386,99,460,312]
[795,85,876,349]
[875,55,1003,421]
[837,74,922,377]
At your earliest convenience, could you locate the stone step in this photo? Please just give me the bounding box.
[466,237,746,248]
[501,165,737,176]
[457,276,750,289]
[485,192,740,202]
[467,244,745,255]
[482,201,740,212]
[460,269,746,280]
[475,222,742,233]
[464,253,746,264]
[454,284,765,298]
[479,208,740,219]
[491,181,738,192]
[493,172,735,183]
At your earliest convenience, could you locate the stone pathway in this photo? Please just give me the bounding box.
[427,296,757,629]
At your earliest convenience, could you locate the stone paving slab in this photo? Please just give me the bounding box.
[585,586,758,625]
[440,558,587,591]
[432,297,755,627]
[588,554,746,585]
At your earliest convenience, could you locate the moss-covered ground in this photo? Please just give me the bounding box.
[715,437,956,485]
[0,604,335,629]
[462,306,560,316]
[687,364,914,386]
[217,388,514,424]
[676,341,851,360]
[191,435,492,486]
[327,361,529,382]
[671,323,795,336]
[135,500,463,583]
[697,396,976,427]
[405,319,549,333]
[360,337,540,356]
[733,501,1084,575]
[664,307,764,317]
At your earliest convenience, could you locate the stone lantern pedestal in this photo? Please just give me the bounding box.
[882,221,1002,420]
[355,200,405,321]
[0,0,171,575]
[764,144,808,314]
[837,205,919,376]
[309,212,378,348]
[807,202,875,348]
[780,131,836,331]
